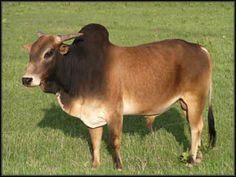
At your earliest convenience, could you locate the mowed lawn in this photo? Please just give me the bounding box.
[2,2,234,175]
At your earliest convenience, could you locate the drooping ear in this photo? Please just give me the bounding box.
[37,31,44,38]
[59,44,70,55]
[22,43,32,53]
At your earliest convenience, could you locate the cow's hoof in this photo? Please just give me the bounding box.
[186,159,195,168]
[92,161,100,169]
[115,162,123,171]
[186,152,202,167]
[115,164,123,171]
[117,167,122,171]
[195,151,203,163]
[114,158,123,171]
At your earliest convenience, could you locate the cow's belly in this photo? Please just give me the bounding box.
[56,91,107,128]
[55,90,180,127]
[123,95,180,115]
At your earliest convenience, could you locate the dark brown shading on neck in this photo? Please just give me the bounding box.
[55,24,110,98]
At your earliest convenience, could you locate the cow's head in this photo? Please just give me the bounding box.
[22,32,83,87]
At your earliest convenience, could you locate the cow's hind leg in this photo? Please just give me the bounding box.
[107,112,123,170]
[182,94,205,165]
[88,126,103,168]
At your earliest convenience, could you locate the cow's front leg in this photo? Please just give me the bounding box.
[88,126,103,168]
[107,112,123,171]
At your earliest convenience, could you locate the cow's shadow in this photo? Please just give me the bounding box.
[38,103,190,158]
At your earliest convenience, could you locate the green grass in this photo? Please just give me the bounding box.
[2,2,234,175]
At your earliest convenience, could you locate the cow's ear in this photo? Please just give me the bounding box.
[59,44,70,55]
[22,43,32,53]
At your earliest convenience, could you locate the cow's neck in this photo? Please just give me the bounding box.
[55,47,106,98]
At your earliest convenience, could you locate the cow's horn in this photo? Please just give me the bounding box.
[58,32,84,42]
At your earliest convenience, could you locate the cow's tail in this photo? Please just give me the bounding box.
[207,81,216,148]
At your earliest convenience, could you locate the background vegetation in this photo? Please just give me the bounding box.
[2,2,234,175]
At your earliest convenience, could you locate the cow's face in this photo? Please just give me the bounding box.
[22,32,83,87]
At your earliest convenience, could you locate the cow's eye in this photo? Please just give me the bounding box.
[44,49,54,59]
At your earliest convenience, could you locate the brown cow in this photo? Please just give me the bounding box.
[22,23,216,170]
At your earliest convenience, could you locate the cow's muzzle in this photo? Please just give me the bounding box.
[22,77,33,86]
[22,74,41,87]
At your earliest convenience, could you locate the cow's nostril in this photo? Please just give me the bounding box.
[22,77,33,86]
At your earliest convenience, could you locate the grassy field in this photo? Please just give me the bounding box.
[2,2,234,175]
